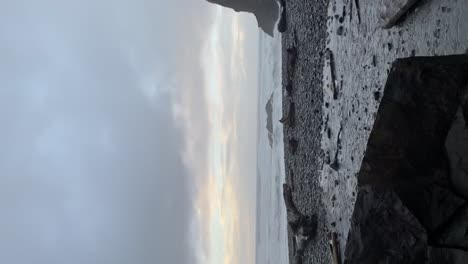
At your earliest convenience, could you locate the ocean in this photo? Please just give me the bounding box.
[255,31,289,264]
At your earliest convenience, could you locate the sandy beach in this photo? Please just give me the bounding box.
[281,0,468,263]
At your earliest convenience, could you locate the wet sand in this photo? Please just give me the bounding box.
[282,0,468,263]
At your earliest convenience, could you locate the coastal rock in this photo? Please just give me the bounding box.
[289,138,298,154]
[379,0,421,29]
[206,0,279,36]
[285,82,293,95]
[346,55,468,263]
[345,186,428,264]
[463,101,468,126]
[282,183,317,263]
[279,102,295,127]
[265,93,274,147]
[277,4,287,33]
[287,46,298,70]
[358,55,468,192]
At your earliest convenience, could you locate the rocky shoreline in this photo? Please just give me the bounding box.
[281,0,330,263]
[281,0,468,263]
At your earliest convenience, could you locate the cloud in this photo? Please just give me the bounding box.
[183,8,259,264]
[0,0,215,263]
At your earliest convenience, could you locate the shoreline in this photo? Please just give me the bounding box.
[281,0,330,263]
[282,0,468,263]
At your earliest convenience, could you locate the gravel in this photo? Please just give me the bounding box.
[281,0,331,263]
[282,0,468,263]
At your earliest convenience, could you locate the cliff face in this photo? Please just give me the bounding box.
[207,0,279,36]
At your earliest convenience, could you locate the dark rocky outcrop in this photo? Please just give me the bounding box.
[277,0,287,33]
[463,100,468,127]
[345,55,468,264]
[206,0,279,36]
[287,46,298,69]
[289,138,299,154]
[379,0,421,29]
[283,183,317,264]
[345,186,428,264]
[285,82,293,96]
[265,93,274,147]
[279,102,295,127]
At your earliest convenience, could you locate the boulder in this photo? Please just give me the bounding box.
[283,183,317,263]
[345,186,428,264]
[379,0,421,29]
[345,55,468,263]
[206,0,279,36]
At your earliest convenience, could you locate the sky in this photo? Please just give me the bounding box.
[0,1,259,264]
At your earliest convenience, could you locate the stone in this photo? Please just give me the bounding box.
[379,0,421,29]
[345,186,428,264]
[277,3,287,33]
[283,183,317,263]
[289,138,299,154]
[206,0,279,36]
[279,102,295,127]
[346,55,468,263]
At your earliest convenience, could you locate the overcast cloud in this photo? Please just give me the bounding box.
[0,0,218,263]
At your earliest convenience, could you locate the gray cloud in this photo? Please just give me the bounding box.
[0,0,214,263]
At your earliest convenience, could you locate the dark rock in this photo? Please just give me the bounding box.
[387,42,393,51]
[373,91,380,100]
[289,138,299,154]
[346,55,468,263]
[206,0,278,36]
[277,4,287,33]
[430,203,468,251]
[292,255,303,264]
[434,28,441,39]
[337,26,344,36]
[286,82,293,95]
[330,157,340,171]
[358,55,468,190]
[428,247,468,264]
[463,100,468,127]
[279,102,295,127]
[265,93,274,147]
[283,183,317,263]
[379,0,422,29]
[287,46,298,69]
[345,186,428,264]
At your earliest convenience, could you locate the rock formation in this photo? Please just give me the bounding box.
[206,0,279,36]
[379,0,421,29]
[463,100,468,127]
[285,82,293,95]
[345,55,468,263]
[279,102,295,127]
[283,183,317,264]
[289,138,298,154]
[265,93,274,147]
[346,186,429,264]
[287,46,297,69]
[277,0,287,33]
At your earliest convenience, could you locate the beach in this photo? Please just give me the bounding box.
[281,0,468,263]
[281,0,330,263]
